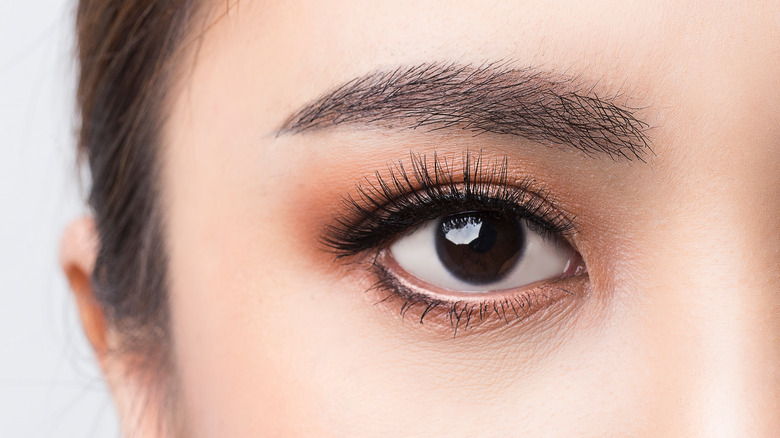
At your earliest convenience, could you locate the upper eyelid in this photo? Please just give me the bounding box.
[322,151,578,257]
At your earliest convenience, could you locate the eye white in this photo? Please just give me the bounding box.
[389,217,572,292]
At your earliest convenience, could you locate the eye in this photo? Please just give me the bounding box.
[323,151,588,331]
[389,210,580,292]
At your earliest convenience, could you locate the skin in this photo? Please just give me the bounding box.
[62,1,780,436]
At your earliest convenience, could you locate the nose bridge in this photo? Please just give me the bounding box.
[675,276,780,436]
[628,28,780,432]
[646,180,780,436]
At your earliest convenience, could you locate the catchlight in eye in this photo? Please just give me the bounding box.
[390,211,577,293]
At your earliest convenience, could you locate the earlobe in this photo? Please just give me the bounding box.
[60,216,108,354]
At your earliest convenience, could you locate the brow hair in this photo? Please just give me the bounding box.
[277,63,652,161]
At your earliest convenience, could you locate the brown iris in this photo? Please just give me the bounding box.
[435,211,525,285]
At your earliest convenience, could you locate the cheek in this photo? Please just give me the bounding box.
[162,137,397,433]
[162,139,428,434]
[163,174,432,435]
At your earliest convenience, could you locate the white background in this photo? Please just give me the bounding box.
[1,1,119,436]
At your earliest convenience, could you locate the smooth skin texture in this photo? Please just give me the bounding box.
[63,1,780,436]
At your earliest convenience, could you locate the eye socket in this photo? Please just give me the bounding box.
[389,210,581,292]
[323,152,588,330]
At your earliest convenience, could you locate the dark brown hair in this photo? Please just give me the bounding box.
[76,0,203,353]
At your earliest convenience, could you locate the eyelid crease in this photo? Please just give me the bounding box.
[322,150,578,258]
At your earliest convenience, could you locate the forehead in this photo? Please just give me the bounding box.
[177,1,778,145]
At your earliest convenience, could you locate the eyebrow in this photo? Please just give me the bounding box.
[277,63,651,161]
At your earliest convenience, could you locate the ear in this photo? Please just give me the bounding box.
[61,217,176,437]
[60,216,108,355]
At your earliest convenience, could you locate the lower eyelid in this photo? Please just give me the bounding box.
[367,249,587,336]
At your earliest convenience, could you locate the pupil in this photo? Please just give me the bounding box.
[435,211,525,285]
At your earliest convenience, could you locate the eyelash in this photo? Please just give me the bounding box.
[368,256,578,336]
[323,151,579,333]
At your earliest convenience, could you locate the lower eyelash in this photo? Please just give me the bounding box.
[366,252,578,336]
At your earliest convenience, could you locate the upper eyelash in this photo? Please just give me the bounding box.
[322,150,577,258]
